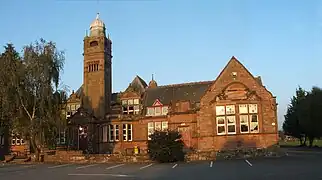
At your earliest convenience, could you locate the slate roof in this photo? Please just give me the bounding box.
[72,75,263,108]
[142,81,214,107]
[124,75,148,94]
[75,85,83,98]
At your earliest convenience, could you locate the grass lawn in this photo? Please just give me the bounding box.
[279,139,322,147]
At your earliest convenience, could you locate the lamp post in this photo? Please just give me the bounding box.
[78,126,83,150]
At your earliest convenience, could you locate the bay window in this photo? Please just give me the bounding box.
[122,99,140,115]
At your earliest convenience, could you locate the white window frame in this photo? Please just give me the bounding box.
[115,125,120,141]
[216,106,225,116]
[11,137,24,146]
[155,107,161,116]
[134,105,140,114]
[239,115,249,133]
[239,104,248,114]
[127,124,133,141]
[123,124,127,141]
[162,106,169,115]
[226,116,236,134]
[249,114,259,133]
[146,107,155,116]
[122,100,127,105]
[161,121,168,131]
[155,122,162,131]
[216,116,226,135]
[134,99,139,105]
[109,125,114,142]
[226,105,236,115]
[148,122,154,140]
[123,124,133,141]
[249,104,258,114]
[59,130,66,144]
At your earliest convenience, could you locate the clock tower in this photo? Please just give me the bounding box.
[83,13,112,119]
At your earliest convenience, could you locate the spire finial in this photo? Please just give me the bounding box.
[96,12,100,20]
[152,74,154,81]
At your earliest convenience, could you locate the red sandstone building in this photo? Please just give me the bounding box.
[66,14,279,154]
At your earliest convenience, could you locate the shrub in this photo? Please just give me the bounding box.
[147,130,185,163]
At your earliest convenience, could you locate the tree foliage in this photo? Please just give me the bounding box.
[0,39,66,160]
[147,130,185,163]
[283,86,322,147]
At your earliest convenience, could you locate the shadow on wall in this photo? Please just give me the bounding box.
[67,95,115,154]
[220,137,257,150]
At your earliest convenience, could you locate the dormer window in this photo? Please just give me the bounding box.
[122,98,140,115]
[146,99,168,116]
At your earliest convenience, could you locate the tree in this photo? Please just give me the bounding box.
[0,44,22,142]
[283,86,307,145]
[14,39,65,160]
[147,130,185,163]
[297,87,322,147]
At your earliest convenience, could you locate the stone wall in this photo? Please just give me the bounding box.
[43,150,151,164]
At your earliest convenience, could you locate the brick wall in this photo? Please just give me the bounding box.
[197,57,278,151]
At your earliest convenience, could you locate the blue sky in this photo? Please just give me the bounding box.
[1,0,322,129]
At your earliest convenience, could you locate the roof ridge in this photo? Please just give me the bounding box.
[157,80,214,88]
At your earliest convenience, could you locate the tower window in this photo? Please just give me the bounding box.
[87,62,99,72]
[90,41,98,47]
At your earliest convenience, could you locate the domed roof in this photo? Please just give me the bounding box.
[90,13,105,31]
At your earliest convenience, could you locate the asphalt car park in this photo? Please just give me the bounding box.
[0,150,322,180]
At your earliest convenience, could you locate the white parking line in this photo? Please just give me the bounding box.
[106,164,125,170]
[68,173,131,177]
[48,164,71,169]
[210,161,213,167]
[245,159,253,167]
[172,164,178,168]
[139,163,153,170]
[22,165,36,168]
[76,164,98,169]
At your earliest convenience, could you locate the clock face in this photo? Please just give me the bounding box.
[216,106,225,116]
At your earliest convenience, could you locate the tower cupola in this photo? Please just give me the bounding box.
[89,13,106,37]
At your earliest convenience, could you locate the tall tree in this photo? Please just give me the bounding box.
[283,86,307,145]
[15,39,65,160]
[297,87,322,146]
[0,44,22,139]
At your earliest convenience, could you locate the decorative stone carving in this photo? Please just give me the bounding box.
[210,83,261,103]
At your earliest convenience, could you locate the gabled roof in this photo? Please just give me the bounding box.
[124,75,147,94]
[67,107,97,125]
[142,81,213,107]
